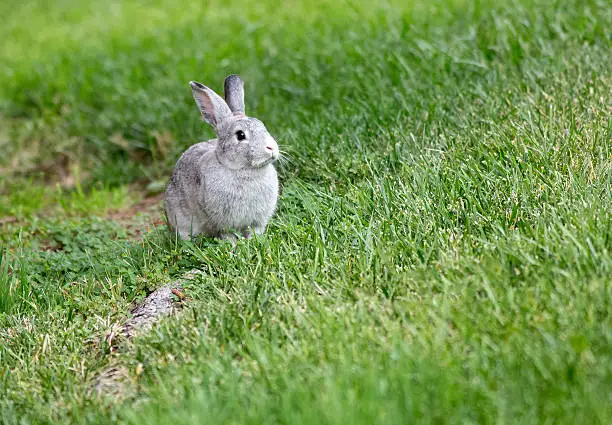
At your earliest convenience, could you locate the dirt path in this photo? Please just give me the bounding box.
[106,192,166,239]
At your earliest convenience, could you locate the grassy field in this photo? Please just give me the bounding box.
[1,0,611,423]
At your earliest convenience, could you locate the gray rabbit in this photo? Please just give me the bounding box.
[164,75,279,240]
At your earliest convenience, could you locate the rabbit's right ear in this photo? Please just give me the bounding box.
[224,74,245,115]
[190,81,232,127]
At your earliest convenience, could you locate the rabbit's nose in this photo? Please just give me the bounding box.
[266,146,274,151]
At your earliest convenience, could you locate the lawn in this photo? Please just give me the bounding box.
[0,0,611,424]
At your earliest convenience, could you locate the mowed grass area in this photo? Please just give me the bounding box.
[1,0,611,423]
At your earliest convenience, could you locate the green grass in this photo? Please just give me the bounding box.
[1,0,611,423]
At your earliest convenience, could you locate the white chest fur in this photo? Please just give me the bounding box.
[202,165,278,229]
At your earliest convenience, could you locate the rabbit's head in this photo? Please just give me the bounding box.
[189,75,279,170]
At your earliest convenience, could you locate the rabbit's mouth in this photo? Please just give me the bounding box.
[252,156,278,168]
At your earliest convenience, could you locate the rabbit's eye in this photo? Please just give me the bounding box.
[235,130,246,141]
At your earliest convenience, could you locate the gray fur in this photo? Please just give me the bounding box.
[224,74,245,115]
[165,76,279,240]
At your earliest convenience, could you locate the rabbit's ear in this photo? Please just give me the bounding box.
[190,81,232,127]
[224,74,245,115]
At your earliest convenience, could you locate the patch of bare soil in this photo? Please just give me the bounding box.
[0,216,18,226]
[106,192,166,239]
[107,193,164,222]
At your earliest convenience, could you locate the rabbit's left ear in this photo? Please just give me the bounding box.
[224,74,245,116]
[190,81,233,128]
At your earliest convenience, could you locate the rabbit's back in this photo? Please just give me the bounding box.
[164,140,217,237]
